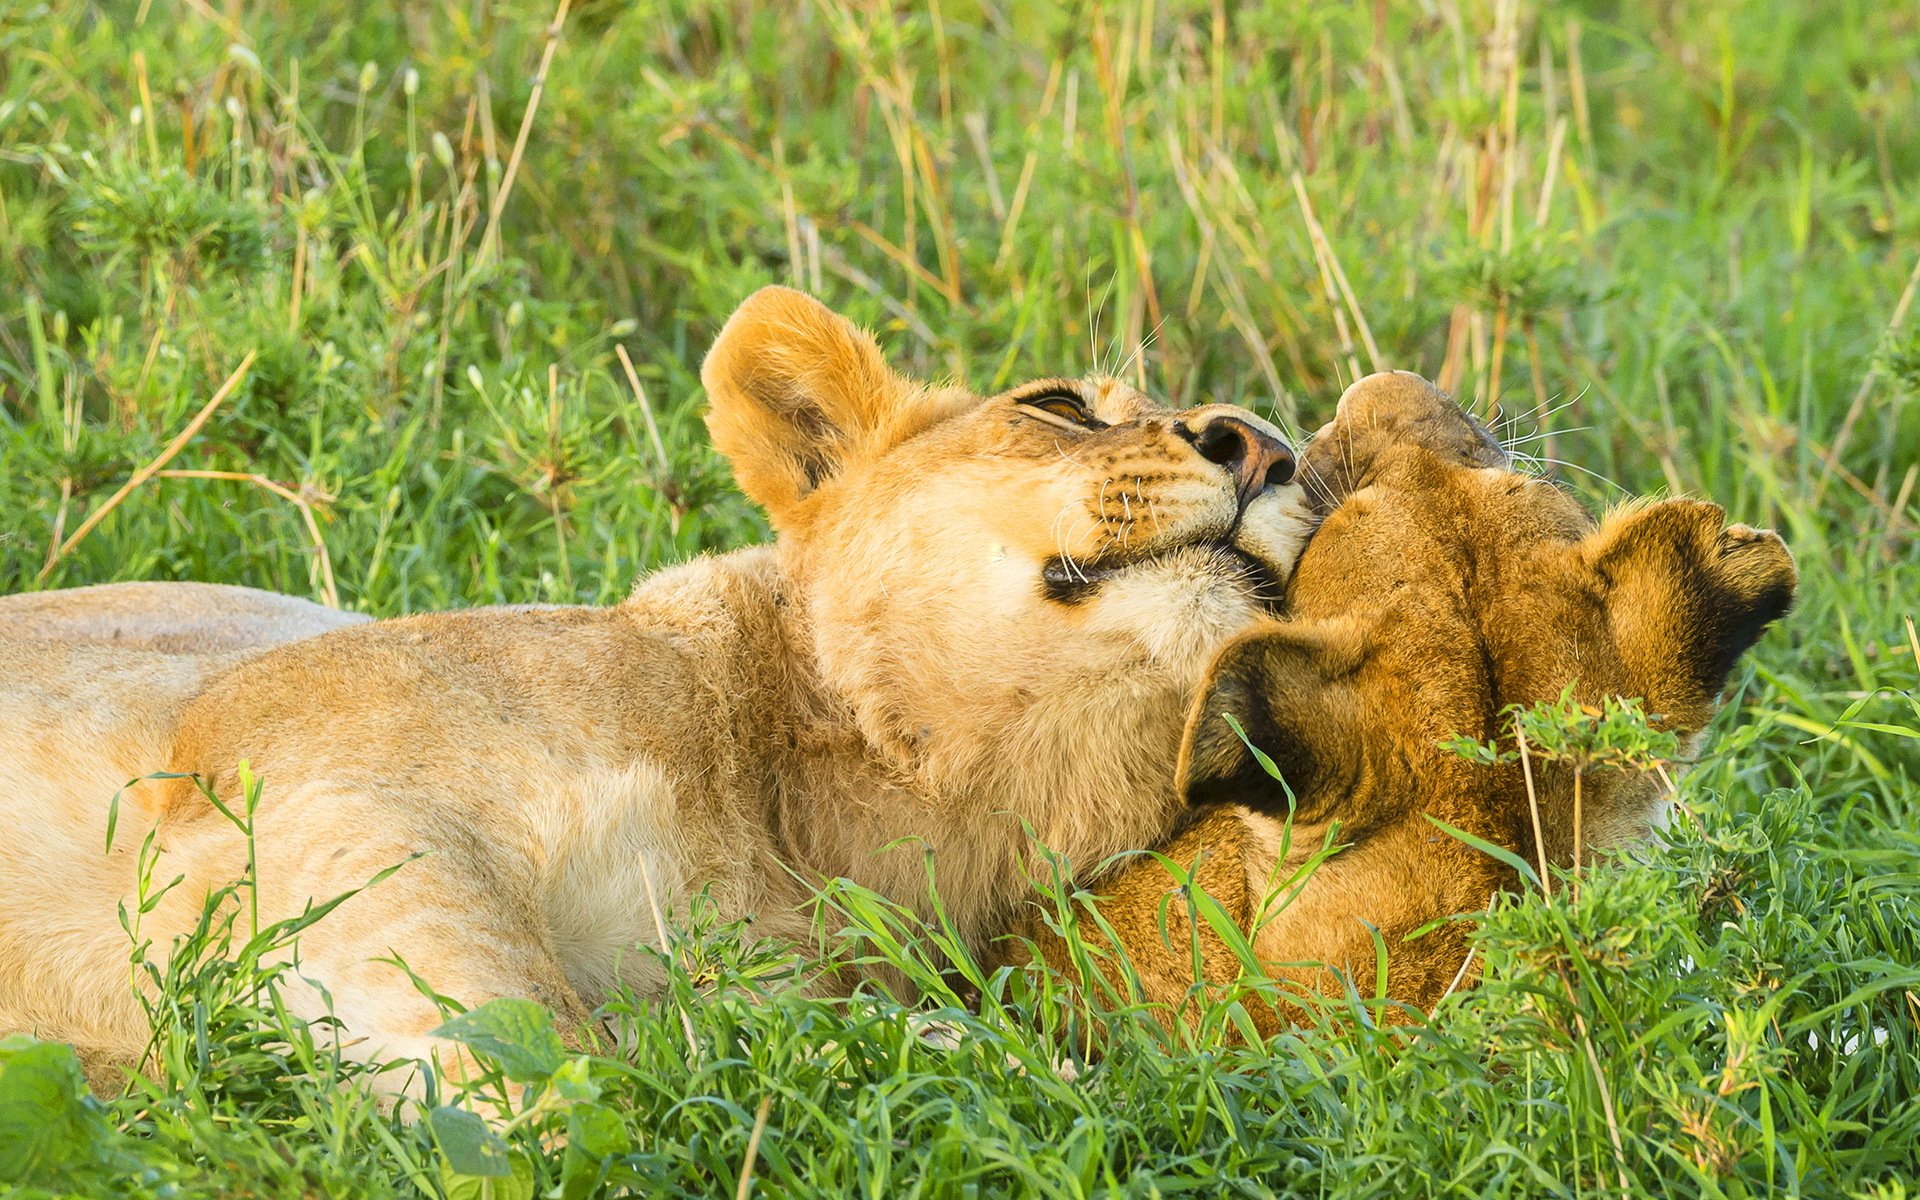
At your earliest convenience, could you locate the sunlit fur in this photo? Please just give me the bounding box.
[1012,372,1797,1030]
[0,287,1312,1095]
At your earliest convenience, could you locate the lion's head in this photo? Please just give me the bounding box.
[701,288,1313,803]
[1022,371,1796,1020]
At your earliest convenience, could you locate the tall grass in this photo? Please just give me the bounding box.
[1,0,1917,1195]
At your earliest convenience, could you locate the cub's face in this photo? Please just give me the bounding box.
[1177,372,1797,1003]
[701,287,1312,772]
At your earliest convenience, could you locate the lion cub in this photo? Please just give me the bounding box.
[1018,372,1796,1027]
[0,288,1313,1090]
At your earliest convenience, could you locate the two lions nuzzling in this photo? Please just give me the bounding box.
[0,293,1793,1089]
[1014,372,1796,1027]
[0,287,1313,1089]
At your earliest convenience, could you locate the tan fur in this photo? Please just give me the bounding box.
[1013,372,1797,1031]
[0,287,1314,1095]
[0,581,367,653]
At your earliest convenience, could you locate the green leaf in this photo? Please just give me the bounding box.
[561,1105,631,1199]
[1422,814,1542,888]
[432,998,565,1082]
[428,1105,514,1178]
[549,1054,600,1104]
[567,1103,630,1157]
[0,1036,112,1185]
[1222,713,1297,807]
[440,1149,535,1200]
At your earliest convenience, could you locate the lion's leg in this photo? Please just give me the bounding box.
[1000,808,1258,1032]
[279,910,592,1104]
[198,791,593,1104]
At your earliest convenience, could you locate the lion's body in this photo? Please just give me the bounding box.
[1019,373,1796,1030]
[0,555,811,1082]
[0,288,1312,1092]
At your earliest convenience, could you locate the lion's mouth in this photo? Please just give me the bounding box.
[1040,540,1288,609]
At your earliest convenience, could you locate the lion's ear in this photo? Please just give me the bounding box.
[1177,621,1366,818]
[701,287,971,526]
[1578,498,1797,714]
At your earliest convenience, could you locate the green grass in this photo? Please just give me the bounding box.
[2,0,1918,1195]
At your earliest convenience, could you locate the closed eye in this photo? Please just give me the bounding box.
[1016,387,1107,430]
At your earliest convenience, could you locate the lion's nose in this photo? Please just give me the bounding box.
[1192,414,1296,497]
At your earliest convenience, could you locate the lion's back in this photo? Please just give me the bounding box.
[0,581,368,655]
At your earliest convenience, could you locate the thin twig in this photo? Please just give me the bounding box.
[1562,967,1632,1200]
[734,1096,773,1200]
[1535,115,1569,227]
[1437,944,1480,1006]
[41,478,72,576]
[1570,768,1583,903]
[1807,438,1900,520]
[38,352,255,583]
[1882,463,1917,559]
[1515,724,1553,900]
[1291,171,1384,375]
[1814,252,1920,508]
[614,343,671,474]
[474,0,573,268]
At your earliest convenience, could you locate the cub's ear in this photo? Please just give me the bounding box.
[701,287,974,526]
[1177,621,1366,818]
[1580,498,1797,714]
[1300,372,1505,511]
[1331,370,1460,431]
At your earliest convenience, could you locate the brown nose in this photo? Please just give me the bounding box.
[1192,414,1296,500]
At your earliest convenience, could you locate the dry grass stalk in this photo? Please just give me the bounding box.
[153,470,339,608]
[38,352,256,583]
[1814,252,1920,508]
[475,0,573,269]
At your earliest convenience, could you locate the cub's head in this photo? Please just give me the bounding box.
[1179,372,1797,1004]
[701,287,1312,788]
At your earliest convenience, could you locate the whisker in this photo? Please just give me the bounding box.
[1115,314,1170,383]
[1503,425,1592,449]
[1084,269,1114,375]
[1527,388,1588,425]
[1520,455,1627,492]
[1495,391,1581,444]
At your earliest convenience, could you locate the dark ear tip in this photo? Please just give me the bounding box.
[1696,524,1797,687]
[1714,525,1797,605]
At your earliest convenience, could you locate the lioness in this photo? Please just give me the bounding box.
[0,288,1312,1089]
[1017,372,1796,1028]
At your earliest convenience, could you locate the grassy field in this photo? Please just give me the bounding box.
[3,0,1919,1195]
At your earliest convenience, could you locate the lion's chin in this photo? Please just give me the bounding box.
[1065,543,1283,667]
[1029,487,1313,669]
[1040,538,1290,610]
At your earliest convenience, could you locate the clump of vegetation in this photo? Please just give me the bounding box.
[2,0,1918,1195]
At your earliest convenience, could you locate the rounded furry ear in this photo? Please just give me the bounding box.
[701,287,969,526]
[1300,372,1505,511]
[1331,370,1459,429]
[1177,622,1365,817]
[1580,498,1797,715]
